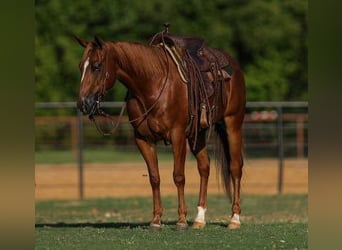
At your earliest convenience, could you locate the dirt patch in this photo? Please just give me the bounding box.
[35,158,307,200]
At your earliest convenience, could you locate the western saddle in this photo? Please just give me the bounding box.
[149,24,234,145]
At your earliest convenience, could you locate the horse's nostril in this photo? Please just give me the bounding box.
[77,98,89,114]
[77,99,84,112]
[78,94,98,115]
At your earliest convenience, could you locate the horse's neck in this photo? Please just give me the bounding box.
[111,42,166,100]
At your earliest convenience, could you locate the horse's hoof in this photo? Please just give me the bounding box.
[149,222,162,231]
[228,222,240,230]
[176,222,188,231]
[192,221,206,229]
[228,213,241,229]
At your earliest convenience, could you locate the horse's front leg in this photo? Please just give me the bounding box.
[171,131,188,230]
[188,132,210,229]
[135,137,163,229]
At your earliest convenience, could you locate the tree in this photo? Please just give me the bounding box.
[35,0,307,107]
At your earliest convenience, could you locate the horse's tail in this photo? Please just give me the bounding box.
[213,121,232,201]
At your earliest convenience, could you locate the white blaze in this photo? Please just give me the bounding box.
[81,57,90,82]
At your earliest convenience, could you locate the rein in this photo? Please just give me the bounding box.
[89,101,126,136]
[90,33,171,136]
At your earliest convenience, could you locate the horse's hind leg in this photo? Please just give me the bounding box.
[188,131,210,229]
[135,137,163,229]
[223,65,246,229]
[225,115,244,229]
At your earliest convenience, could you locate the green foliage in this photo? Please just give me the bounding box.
[35,0,307,104]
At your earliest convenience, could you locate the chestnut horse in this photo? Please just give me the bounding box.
[75,35,246,230]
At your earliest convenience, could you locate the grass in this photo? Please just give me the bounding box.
[35,148,176,164]
[35,194,308,249]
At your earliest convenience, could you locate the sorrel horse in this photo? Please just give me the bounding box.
[75,33,246,230]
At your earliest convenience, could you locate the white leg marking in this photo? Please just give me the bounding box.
[81,57,90,82]
[230,213,241,225]
[194,206,207,224]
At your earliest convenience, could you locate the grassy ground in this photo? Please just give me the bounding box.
[35,148,175,164]
[35,194,308,249]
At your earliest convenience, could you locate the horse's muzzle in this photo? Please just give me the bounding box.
[77,94,100,117]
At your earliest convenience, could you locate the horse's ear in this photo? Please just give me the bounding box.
[74,36,89,48]
[94,35,105,49]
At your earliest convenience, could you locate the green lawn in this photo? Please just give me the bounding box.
[36,194,308,249]
[35,148,176,164]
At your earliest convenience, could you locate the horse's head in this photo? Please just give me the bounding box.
[75,36,116,118]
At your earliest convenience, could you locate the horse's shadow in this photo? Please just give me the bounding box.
[35,221,152,229]
[35,221,226,229]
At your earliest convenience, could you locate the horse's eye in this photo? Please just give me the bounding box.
[92,62,102,72]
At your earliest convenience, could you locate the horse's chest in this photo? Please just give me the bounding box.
[135,118,170,142]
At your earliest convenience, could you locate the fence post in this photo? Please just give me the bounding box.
[70,117,78,157]
[77,110,84,199]
[296,116,305,158]
[277,107,284,194]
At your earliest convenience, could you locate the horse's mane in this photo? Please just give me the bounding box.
[111,41,167,80]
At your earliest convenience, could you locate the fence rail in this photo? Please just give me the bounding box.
[35,101,308,198]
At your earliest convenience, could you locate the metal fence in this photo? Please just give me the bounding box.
[35,101,308,198]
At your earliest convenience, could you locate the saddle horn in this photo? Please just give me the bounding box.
[164,22,170,33]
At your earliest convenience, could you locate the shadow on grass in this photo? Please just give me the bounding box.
[35,221,227,229]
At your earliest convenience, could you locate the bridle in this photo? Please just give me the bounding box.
[88,33,171,136]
